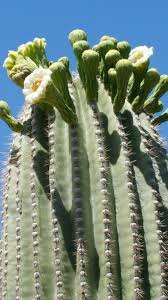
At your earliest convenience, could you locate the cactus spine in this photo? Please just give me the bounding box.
[0,29,168,300]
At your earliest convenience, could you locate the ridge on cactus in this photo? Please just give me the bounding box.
[0,29,168,300]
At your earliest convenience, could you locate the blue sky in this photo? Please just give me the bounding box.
[0,0,168,180]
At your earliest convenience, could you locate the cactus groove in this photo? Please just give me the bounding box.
[0,30,168,300]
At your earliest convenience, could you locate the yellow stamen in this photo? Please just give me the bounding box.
[31,79,42,92]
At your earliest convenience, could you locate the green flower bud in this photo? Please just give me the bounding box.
[92,44,99,52]
[3,38,48,87]
[117,41,131,59]
[132,68,160,112]
[113,59,133,113]
[0,101,11,117]
[93,40,116,58]
[18,38,47,66]
[0,100,23,132]
[100,35,118,46]
[145,99,163,114]
[82,49,100,101]
[49,62,76,112]
[143,75,168,110]
[108,68,117,101]
[152,108,168,125]
[10,57,37,87]
[73,40,90,84]
[69,29,87,46]
[105,50,121,69]
[58,57,72,82]
[73,41,90,59]
[93,41,116,85]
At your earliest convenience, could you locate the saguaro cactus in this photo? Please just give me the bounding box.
[0,29,168,300]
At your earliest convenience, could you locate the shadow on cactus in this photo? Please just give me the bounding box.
[0,29,168,300]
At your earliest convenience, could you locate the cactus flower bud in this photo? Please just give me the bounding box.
[100,35,118,46]
[105,49,121,70]
[0,100,23,132]
[113,59,133,113]
[72,40,90,84]
[3,38,48,87]
[108,68,117,101]
[69,29,87,46]
[132,68,160,112]
[49,62,76,112]
[105,49,121,69]
[143,75,168,111]
[94,40,116,59]
[58,57,72,82]
[82,49,100,101]
[152,108,168,125]
[145,99,163,114]
[117,41,131,59]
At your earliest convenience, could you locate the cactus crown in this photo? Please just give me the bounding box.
[0,29,168,300]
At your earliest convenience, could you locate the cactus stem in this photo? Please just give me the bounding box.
[132,113,168,298]
[76,239,89,300]
[90,102,117,300]
[70,126,85,238]
[14,132,22,300]
[117,113,146,298]
[140,118,168,297]
[70,124,90,299]
[48,110,65,299]
[0,154,11,299]
[137,115,168,290]
[30,106,42,299]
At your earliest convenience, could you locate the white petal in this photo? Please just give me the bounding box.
[23,88,31,96]
[128,45,154,66]
[23,67,51,103]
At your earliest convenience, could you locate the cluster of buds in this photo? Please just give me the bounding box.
[1,29,168,132]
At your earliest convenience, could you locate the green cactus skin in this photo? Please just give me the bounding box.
[1,31,168,300]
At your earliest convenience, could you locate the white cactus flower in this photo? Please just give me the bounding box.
[128,46,154,67]
[23,67,52,103]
